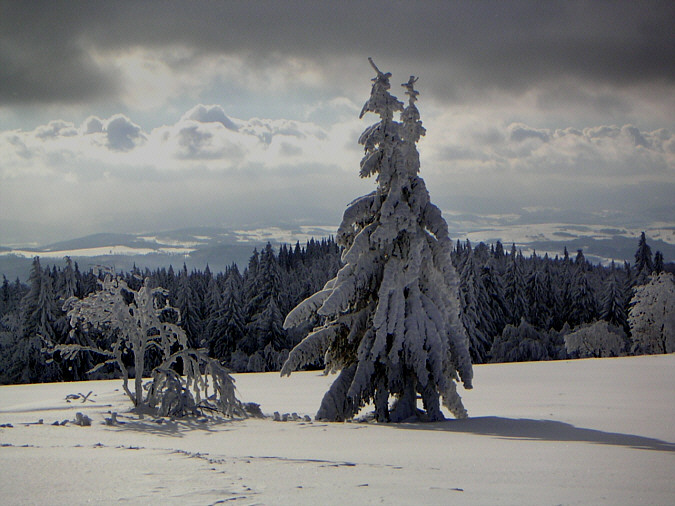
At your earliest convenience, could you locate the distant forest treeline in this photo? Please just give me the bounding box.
[0,233,671,384]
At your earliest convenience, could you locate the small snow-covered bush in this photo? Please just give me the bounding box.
[147,350,245,418]
[247,344,286,372]
[149,368,197,417]
[247,351,265,372]
[229,350,250,373]
[629,272,675,354]
[490,319,552,363]
[48,272,246,418]
[564,321,627,358]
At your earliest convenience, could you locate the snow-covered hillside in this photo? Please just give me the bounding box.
[1,355,673,505]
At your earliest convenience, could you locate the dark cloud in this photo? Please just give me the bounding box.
[508,124,549,143]
[82,116,104,134]
[0,1,118,104]
[280,142,303,157]
[183,105,239,130]
[621,125,650,148]
[1,0,672,105]
[105,115,144,151]
[35,120,78,139]
[173,123,244,160]
[176,125,214,159]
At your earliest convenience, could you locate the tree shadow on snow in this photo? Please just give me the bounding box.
[396,417,675,453]
[111,416,241,438]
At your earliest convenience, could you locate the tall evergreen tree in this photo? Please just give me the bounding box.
[459,251,492,363]
[281,61,472,422]
[240,243,287,357]
[653,251,664,274]
[480,260,510,341]
[14,257,61,382]
[568,251,597,327]
[176,264,202,348]
[58,256,78,300]
[242,248,260,317]
[0,275,11,315]
[503,246,528,325]
[493,240,505,261]
[526,258,552,329]
[634,231,654,285]
[208,265,246,361]
[21,257,58,343]
[203,274,223,325]
[600,262,630,334]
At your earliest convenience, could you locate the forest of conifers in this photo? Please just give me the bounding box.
[0,233,671,385]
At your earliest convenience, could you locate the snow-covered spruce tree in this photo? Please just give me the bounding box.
[281,60,473,422]
[51,271,245,418]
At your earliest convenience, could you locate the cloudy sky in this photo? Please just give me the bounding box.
[1,0,673,246]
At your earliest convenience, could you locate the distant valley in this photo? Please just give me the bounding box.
[1,219,673,281]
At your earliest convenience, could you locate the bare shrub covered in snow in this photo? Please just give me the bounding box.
[564,321,627,358]
[629,272,675,354]
[281,60,473,422]
[49,271,245,418]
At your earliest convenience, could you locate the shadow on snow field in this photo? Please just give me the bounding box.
[396,416,675,453]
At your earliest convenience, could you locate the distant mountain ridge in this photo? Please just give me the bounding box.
[0,226,335,280]
[1,222,673,281]
[40,233,151,252]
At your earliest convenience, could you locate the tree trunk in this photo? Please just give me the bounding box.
[134,340,145,409]
[389,376,417,422]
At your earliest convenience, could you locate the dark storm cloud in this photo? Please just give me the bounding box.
[2,0,673,105]
[0,1,119,104]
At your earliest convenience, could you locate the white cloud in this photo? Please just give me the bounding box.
[424,111,674,182]
[0,99,672,246]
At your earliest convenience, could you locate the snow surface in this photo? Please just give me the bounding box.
[232,226,339,245]
[3,245,195,259]
[1,354,673,505]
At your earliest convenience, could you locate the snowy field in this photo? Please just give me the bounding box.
[1,354,673,505]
